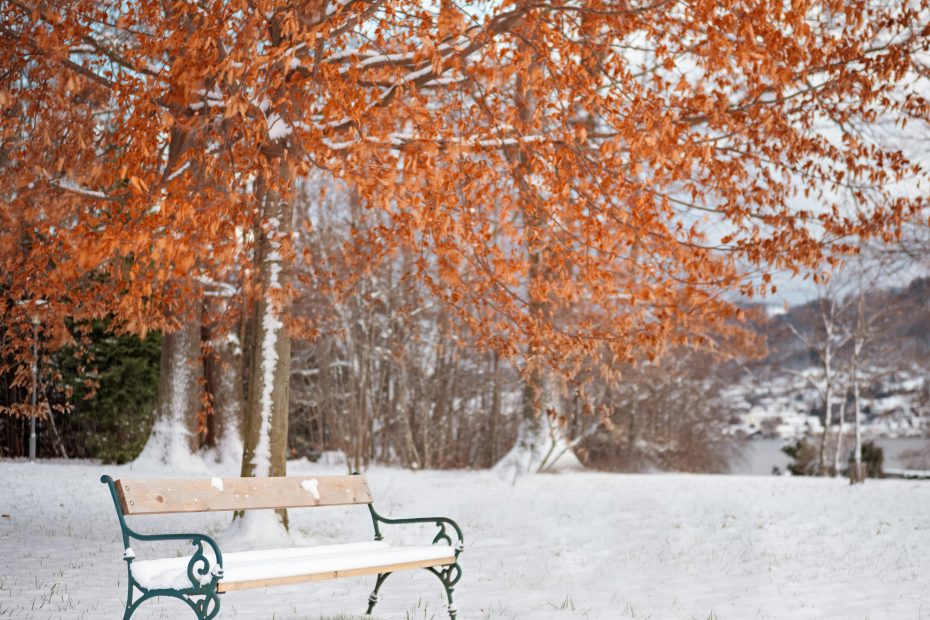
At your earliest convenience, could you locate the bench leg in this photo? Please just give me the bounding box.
[123,581,136,620]
[364,572,391,615]
[425,563,461,620]
[124,584,220,620]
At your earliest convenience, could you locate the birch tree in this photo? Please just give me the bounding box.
[786,294,853,475]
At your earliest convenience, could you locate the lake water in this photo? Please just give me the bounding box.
[732,437,930,475]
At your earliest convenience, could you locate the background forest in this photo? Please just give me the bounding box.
[5,217,930,477]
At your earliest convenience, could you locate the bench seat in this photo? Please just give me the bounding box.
[132,540,457,593]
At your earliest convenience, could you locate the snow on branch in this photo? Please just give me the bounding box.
[322,131,551,152]
[53,177,109,199]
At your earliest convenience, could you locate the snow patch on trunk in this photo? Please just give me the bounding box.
[135,330,206,472]
[251,244,283,477]
[493,414,583,482]
[223,509,292,550]
[204,427,244,467]
[135,418,208,472]
[494,381,583,481]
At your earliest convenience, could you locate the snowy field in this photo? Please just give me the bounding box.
[3,459,930,620]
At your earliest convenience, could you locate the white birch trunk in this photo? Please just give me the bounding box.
[853,367,863,482]
[833,391,847,477]
[852,291,866,483]
[818,348,833,475]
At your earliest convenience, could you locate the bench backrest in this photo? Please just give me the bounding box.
[113,475,373,515]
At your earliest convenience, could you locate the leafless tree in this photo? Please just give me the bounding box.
[784,292,853,475]
[575,351,741,473]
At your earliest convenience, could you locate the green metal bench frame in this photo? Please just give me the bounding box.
[101,475,464,620]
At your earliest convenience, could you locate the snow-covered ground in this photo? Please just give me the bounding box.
[3,459,930,619]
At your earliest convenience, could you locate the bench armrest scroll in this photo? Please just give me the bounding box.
[129,532,224,567]
[368,506,464,557]
[129,532,225,588]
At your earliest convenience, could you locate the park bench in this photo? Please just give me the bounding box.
[100,474,463,620]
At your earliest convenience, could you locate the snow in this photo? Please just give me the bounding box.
[494,381,583,481]
[55,177,107,199]
[251,249,283,478]
[3,459,930,618]
[163,161,190,182]
[211,477,224,492]
[300,478,321,499]
[189,89,225,110]
[323,0,351,16]
[133,555,218,589]
[493,415,583,482]
[135,329,206,472]
[266,113,293,140]
[359,51,415,67]
[132,541,452,590]
[223,508,291,550]
[135,410,201,472]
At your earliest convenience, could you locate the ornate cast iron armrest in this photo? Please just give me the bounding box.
[100,475,225,588]
[367,505,464,558]
[129,532,225,587]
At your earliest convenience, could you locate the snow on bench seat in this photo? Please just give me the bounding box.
[132,541,456,592]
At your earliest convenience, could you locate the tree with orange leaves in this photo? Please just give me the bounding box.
[2,0,929,508]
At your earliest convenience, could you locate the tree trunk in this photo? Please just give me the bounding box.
[45,407,68,459]
[239,171,293,530]
[852,369,864,483]
[494,366,581,478]
[817,349,833,475]
[628,386,638,453]
[488,351,501,467]
[493,21,580,478]
[851,289,868,484]
[203,318,245,464]
[139,309,204,467]
[398,363,422,469]
[833,390,847,477]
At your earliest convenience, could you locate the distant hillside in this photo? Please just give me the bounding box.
[723,277,930,440]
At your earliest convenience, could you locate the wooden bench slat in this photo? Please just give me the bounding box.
[216,555,456,592]
[116,476,373,515]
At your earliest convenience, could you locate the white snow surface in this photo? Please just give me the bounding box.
[55,176,108,198]
[266,113,293,140]
[301,478,321,499]
[3,459,930,618]
[132,541,452,590]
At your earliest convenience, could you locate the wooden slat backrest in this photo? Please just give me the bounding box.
[115,476,373,515]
